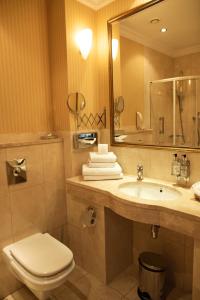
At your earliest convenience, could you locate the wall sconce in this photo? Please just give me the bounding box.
[76,28,93,60]
[112,38,119,60]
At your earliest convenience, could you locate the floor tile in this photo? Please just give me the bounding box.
[166,288,192,300]
[53,284,83,300]
[109,265,138,296]
[4,269,191,300]
[123,285,140,300]
[65,272,122,300]
[4,287,37,300]
[65,273,101,299]
[67,265,88,284]
[89,286,122,300]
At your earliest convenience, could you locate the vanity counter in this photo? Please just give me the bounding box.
[66,176,200,299]
[67,176,200,224]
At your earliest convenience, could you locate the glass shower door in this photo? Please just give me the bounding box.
[150,81,173,146]
[150,76,200,148]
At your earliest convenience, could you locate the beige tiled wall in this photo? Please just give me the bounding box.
[67,185,133,284]
[67,186,107,283]
[0,140,66,298]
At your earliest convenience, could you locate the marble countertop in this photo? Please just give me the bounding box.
[66,175,200,222]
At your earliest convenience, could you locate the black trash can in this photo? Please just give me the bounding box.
[138,252,166,300]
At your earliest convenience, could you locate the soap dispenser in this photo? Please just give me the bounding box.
[171,153,181,177]
[180,154,190,180]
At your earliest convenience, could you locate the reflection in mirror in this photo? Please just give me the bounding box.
[114,96,127,142]
[67,92,86,115]
[115,96,124,113]
[110,0,200,149]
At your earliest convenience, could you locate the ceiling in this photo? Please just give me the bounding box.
[77,0,115,10]
[120,0,200,57]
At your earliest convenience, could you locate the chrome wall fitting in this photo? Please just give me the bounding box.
[6,158,27,185]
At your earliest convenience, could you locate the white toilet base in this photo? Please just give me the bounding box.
[2,233,75,300]
[10,260,75,300]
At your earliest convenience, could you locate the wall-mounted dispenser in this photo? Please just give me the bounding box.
[6,158,27,185]
[81,207,97,228]
[73,132,97,149]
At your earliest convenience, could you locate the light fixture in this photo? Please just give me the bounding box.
[112,38,119,60]
[150,18,160,24]
[75,28,93,60]
[160,27,167,33]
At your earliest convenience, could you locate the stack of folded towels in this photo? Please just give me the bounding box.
[82,144,123,181]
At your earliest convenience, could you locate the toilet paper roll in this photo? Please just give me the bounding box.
[81,207,96,228]
[98,144,108,154]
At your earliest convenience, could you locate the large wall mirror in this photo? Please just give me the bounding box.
[108,0,200,150]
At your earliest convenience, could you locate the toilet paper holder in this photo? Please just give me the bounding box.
[6,158,27,185]
[82,207,97,228]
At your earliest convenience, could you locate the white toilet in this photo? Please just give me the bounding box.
[3,233,75,300]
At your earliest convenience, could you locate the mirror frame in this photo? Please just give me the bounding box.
[107,0,200,152]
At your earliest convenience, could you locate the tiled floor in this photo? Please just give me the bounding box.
[3,265,192,300]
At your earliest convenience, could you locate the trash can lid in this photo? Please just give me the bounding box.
[139,252,166,272]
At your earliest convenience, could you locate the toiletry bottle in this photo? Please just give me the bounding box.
[171,154,180,176]
[180,154,190,179]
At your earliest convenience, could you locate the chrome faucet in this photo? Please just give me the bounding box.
[137,164,143,181]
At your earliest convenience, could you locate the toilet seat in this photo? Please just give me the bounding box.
[9,253,75,291]
[3,233,75,298]
[9,233,73,277]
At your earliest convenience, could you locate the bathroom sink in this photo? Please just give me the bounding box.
[119,181,181,201]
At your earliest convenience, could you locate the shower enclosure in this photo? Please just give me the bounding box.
[150,76,200,148]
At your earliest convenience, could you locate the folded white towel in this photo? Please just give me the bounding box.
[82,162,122,176]
[83,173,123,181]
[89,152,117,163]
[88,162,116,168]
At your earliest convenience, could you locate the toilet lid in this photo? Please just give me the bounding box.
[10,233,73,277]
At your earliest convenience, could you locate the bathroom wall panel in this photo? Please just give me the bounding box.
[50,224,69,246]
[67,223,83,266]
[10,185,47,240]
[47,0,70,131]
[67,186,134,284]
[44,182,67,231]
[64,0,100,130]
[105,208,133,282]
[0,150,8,189]
[67,190,107,283]
[174,52,200,77]
[0,191,12,244]
[0,0,53,133]
[43,142,65,183]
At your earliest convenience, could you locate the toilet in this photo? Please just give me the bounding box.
[3,233,75,300]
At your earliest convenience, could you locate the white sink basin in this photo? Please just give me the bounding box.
[119,181,181,201]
